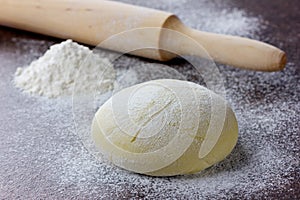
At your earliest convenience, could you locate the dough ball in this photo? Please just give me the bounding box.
[92,79,238,176]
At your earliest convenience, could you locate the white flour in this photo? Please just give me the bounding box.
[14,40,115,98]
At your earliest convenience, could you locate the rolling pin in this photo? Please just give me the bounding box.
[0,0,286,71]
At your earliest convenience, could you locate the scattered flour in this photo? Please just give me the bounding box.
[119,0,263,38]
[14,40,116,98]
[4,0,297,199]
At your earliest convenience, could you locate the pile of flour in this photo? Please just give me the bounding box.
[14,40,115,98]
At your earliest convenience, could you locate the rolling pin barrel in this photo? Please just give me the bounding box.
[0,0,173,60]
[0,0,286,71]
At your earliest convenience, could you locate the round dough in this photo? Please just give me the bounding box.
[92,79,238,176]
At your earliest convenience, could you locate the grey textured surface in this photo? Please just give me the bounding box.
[0,0,299,199]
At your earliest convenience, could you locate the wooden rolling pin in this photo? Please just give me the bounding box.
[0,0,286,71]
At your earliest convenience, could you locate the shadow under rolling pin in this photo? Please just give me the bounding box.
[0,0,286,71]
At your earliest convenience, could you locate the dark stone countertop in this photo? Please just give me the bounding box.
[0,0,299,199]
